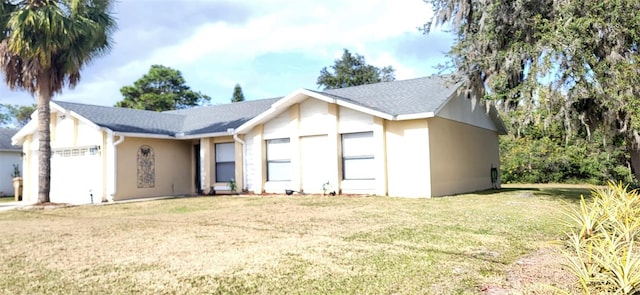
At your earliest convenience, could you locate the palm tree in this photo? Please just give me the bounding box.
[0,0,116,203]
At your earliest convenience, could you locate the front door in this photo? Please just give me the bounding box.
[194,144,201,194]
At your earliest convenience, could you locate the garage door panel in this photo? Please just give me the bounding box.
[51,148,102,205]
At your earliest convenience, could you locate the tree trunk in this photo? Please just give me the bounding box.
[37,72,52,204]
[630,147,640,183]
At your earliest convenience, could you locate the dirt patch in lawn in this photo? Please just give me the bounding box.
[482,247,579,294]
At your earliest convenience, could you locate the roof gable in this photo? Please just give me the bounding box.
[436,91,508,134]
[321,75,459,117]
[236,76,465,133]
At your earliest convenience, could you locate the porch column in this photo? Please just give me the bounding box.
[254,124,265,193]
[234,136,244,192]
[373,117,388,196]
[327,104,340,194]
[200,138,212,192]
[289,104,301,191]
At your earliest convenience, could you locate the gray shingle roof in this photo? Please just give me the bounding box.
[165,97,280,135]
[51,76,493,137]
[319,75,459,116]
[0,128,21,150]
[54,101,184,135]
[53,98,280,136]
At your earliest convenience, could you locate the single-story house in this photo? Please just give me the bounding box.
[0,128,22,197]
[11,76,507,204]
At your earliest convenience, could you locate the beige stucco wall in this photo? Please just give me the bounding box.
[385,119,431,197]
[115,138,192,200]
[428,117,500,197]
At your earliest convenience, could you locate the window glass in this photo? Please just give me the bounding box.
[216,162,235,182]
[216,143,235,182]
[215,143,235,162]
[267,162,291,181]
[342,132,374,157]
[267,138,291,181]
[342,132,374,180]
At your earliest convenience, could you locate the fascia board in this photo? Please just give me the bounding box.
[236,90,308,134]
[395,112,435,120]
[177,131,233,140]
[111,132,177,139]
[11,120,37,145]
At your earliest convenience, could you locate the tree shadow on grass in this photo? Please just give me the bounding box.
[474,186,593,203]
[532,188,592,202]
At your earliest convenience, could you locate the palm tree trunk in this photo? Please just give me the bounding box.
[37,71,51,204]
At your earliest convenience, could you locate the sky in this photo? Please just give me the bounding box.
[0,0,454,107]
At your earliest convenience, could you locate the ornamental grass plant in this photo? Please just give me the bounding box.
[563,182,640,294]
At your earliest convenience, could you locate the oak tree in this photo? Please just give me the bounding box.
[425,0,640,180]
[1,103,36,127]
[116,65,210,111]
[317,49,395,90]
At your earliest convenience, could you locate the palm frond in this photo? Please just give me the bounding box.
[1,0,115,93]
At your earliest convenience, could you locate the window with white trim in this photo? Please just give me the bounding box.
[52,146,100,157]
[342,132,375,180]
[215,143,235,182]
[266,138,291,181]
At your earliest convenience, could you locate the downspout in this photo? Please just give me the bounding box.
[104,128,125,202]
[233,133,247,191]
[111,134,125,201]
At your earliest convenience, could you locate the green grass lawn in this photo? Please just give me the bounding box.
[0,185,587,294]
[0,196,15,203]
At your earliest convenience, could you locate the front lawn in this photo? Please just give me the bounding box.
[0,186,586,294]
[0,196,15,203]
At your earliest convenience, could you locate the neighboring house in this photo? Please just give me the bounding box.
[0,128,22,197]
[12,76,507,204]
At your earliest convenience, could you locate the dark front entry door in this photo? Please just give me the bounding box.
[194,144,201,194]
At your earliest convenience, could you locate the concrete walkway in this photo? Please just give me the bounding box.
[0,201,26,212]
[0,195,193,212]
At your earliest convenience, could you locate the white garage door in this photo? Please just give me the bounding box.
[50,147,102,205]
[300,135,330,194]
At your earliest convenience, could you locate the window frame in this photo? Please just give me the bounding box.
[215,142,235,183]
[266,138,291,182]
[341,132,375,180]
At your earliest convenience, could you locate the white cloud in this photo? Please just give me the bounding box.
[0,0,447,107]
[370,53,419,79]
[136,0,434,70]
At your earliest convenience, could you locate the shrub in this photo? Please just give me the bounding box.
[563,182,640,294]
[500,134,636,185]
[499,109,636,185]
